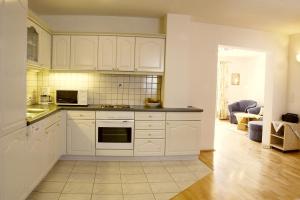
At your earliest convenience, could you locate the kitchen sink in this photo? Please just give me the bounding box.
[26,108,49,119]
[27,108,47,113]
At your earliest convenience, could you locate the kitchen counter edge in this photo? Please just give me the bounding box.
[27,105,204,125]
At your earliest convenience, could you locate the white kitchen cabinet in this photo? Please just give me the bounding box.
[71,36,98,70]
[52,35,71,69]
[134,139,165,156]
[0,128,27,200]
[166,121,201,156]
[135,37,165,72]
[117,37,135,71]
[26,121,47,195]
[67,119,95,155]
[27,20,39,65]
[0,0,27,138]
[27,19,51,69]
[98,36,117,71]
[45,122,58,169]
[39,28,51,68]
[57,111,67,156]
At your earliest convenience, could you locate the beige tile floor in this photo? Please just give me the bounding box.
[27,160,211,200]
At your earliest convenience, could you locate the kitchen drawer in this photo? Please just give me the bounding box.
[135,112,165,121]
[135,121,165,130]
[135,130,165,139]
[67,111,95,120]
[45,111,62,128]
[96,149,133,156]
[166,112,202,121]
[134,139,165,156]
[96,111,134,120]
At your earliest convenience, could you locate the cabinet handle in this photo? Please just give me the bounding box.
[80,114,84,117]
[35,127,39,131]
[45,131,49,134]
[148,124,152,127]
[148,133,152,136]
[149,115,152,118]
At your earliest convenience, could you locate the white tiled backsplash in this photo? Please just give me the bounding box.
[26,70,38,105]
[27,70,162,106]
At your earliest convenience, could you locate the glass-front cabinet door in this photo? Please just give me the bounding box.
[27,24,39,63]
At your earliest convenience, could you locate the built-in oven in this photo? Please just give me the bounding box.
[96,111,134,150]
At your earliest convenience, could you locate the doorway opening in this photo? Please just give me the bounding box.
[214,45,267,149]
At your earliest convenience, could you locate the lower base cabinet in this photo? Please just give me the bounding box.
[134,139,165,156]
[166,121,201,155]
[0,112,65,200]
[67,119,95,155]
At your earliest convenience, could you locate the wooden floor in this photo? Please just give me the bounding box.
[173,120,300,200]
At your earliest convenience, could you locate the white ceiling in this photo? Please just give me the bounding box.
[28,0,300,34]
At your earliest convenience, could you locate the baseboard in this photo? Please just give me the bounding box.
[60,155,199,161]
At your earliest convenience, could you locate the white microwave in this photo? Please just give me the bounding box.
[56,90,88,106]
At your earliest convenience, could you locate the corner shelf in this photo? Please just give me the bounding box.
[270,122,300,151]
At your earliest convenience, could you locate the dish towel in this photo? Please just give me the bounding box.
[272,121,300,139]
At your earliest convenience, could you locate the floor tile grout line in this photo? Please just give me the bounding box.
[57,161,76,199]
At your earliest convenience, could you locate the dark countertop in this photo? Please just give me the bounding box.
[26,104,203,125]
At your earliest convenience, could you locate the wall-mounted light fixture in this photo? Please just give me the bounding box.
[231,73,240,85]
[296,53,300,62]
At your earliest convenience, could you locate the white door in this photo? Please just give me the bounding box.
[39,28,51,69]
[26,123,47,194]
[0,128,27,200]
[67,120,95,155]
[98,36,117,71]
[45,123,57,168]
[135,37,165,72]
[166,121,201,155]
[117,37,135,71]
[71,36,98,70]
[57,115,66,156]
[52,35,70,69]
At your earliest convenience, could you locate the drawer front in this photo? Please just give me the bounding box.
[96,149,133,156]
[166,112,202,121]
[134,139,165,156]
[68,111,95,120]
[135,121,165,130]
[96,111,134,120]
[135,130,165,139]
[135,112,165,121]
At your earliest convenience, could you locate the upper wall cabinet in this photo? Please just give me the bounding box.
[27,19,51,69]
[98,36,117,71]
[39,29,51,68]
[27,20,39,64]
[98,36,135,72]
[71,36,98,70]
[135,37,165,72]
[117,37,135,71]
[52,35,71,69]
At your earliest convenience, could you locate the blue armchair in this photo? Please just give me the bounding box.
[228,100,257,124]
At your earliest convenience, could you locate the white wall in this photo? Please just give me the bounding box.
[164,14,288,150]
[287,34,300,115]
[219,55,266,105]
[40,15,162,34]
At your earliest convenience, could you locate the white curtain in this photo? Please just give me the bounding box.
[217,61,229,120]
